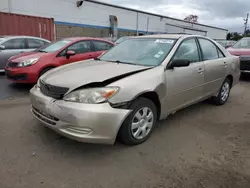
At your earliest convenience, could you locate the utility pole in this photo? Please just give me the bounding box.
[244,13,249,36]
[146,17,149,34]
[8,0,12,13]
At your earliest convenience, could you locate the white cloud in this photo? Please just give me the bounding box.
[98,0,248,32]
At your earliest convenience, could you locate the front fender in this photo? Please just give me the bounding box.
[108,66,166,104]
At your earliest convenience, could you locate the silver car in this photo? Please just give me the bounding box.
[30,34,240,145]
[0,36,50,72]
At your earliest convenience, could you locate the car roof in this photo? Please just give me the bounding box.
[63,37,114,43]
[132,34,185,39]
[0,35,50,42]
[131,34,212,40]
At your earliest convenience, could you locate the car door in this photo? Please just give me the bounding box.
[197,38,227,97]
[57,40,94,65]
[165,38,205,113]
[0,38,26,69]
[92,40,114,57]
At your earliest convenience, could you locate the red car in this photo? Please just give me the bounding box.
[5,37,114,83]
[227,37,250,74]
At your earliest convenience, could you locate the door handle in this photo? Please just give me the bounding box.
[197,68,204,73]
[223,62,227,67]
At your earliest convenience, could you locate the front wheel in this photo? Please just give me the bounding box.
[212,78,231,105]
[118,97,157,145]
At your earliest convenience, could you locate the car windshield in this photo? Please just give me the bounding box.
[115,37,128,44]
[232,38,250,49]
[38,39,72,52]
[100,38,176,66]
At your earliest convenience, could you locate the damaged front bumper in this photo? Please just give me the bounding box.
[29,86,131,144]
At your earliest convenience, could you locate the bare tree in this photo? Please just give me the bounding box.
[184,15,198,23]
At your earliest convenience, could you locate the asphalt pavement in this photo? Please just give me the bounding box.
[0,73,33,100]
[1,77,250,187]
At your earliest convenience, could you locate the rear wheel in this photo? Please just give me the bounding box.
[211,78,231,105]
[118,97,157,145]
[240,72,248,79]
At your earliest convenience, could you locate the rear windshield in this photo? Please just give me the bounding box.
[232,38,250,49]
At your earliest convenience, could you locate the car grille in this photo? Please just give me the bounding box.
[39,80,69,99]
[32,106,59,126]
[240,60,250,71]
[7,62,19,68]
[6,73,27,80]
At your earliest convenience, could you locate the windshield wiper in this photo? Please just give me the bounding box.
[38,49,47,53]
[107,60,137,65]
[101,59,148,66]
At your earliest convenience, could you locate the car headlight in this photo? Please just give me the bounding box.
[17,57,39,67]
[63,87,119,104]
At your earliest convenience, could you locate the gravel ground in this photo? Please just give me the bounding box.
[1,77,250,188]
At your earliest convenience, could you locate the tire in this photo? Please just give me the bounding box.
[39,67,54,78]
[118,97,157,145]
[211,78,232,105]
[240,72,248,79]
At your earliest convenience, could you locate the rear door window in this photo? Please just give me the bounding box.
[3,38,26,49]
[27,39,46,49]
[93,41,113,51]
[67,41,92,54]
[198,38,219,60]
[217,49,225,58]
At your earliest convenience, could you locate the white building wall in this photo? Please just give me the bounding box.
[183,29,207,36]
[0,0,138,30]
[138,13,165,33]
[165,24,184,33]
[164,17,193,28]
[0,0,227,39]
[0,0,9,12]
[193,24,227,39]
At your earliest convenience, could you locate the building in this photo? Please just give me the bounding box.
[0,0,228,40]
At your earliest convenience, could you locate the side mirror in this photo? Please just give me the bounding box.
[0,45,5,50]
[66,50,76,59]
[168,59,190,69]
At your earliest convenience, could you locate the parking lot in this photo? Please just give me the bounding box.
[1,74,250,188]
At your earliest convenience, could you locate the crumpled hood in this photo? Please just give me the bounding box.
[41,60,151,90]
[227,48,250,56]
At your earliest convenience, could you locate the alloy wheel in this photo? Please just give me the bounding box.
[131,107,154,140]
